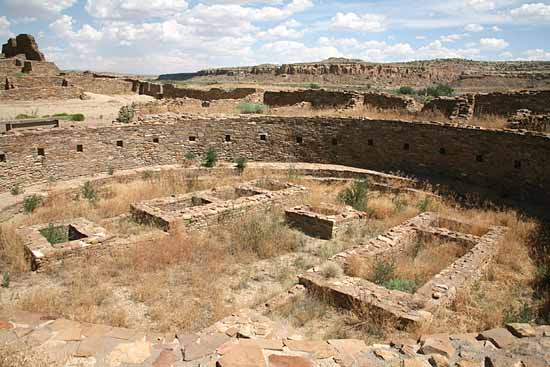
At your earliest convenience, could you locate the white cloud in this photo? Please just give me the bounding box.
[1,0,77,19]
[522,48,550,60]
[258,24,303,39]
[85,0,189,20]
[50,15,103,42]
[479,37,509,50]
[466,0,496,11]
[465,23,484,32]
[510,3,550,21]
[416,35,426,40]
[440,34,464,43]
[260,41,342,63]
[330,12,386,32]
[492,25,502,32]
[0,16,12,38]
[417,39,480,59]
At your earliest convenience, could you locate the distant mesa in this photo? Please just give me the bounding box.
[1,34,46,62]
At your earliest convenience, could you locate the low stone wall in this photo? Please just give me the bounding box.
[285,205,365,239]
[264,90,358,108]
[509,110,550,132]
[422,95,474,120]
[162,84,256,100]
[5,75,65,89]
[364,92,417,111]
[0,86,84,101]
[22,60,60,75]
[474,90,550,116]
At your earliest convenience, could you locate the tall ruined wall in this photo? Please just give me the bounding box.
[22,61,59,75]
[0,117,549,204]
[1,34,45,61]
[264,90,357,108]
[161,85,256,100]
[62,73,135,95]
[474,90,550,116]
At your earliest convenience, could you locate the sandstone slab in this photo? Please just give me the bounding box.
[268,355,314,367]
[218,345,266,367]
[478,328,516,349]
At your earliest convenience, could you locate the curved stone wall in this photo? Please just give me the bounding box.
[0,116,549,203]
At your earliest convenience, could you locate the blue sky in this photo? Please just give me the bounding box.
[1,0,549,74]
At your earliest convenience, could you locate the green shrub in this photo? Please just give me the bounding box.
[15,114,33,120]
[235,157,247,170]
[1,272,9,288]
[70,113,85,121]
[185,152,196,161]
[338,180,368,211]
[117,104,135,123]
[204,148,218,168]
[371,258,396,285]
[10,184,23,196]
[397,86,415,95]
[418,197,431,213]
[39,224,68,245]
[383,279,417,293]
[107,167,115,175]
[321,261,343,279]
[418,84,454,98]
[504,302,533,323]
[81,181,98,202]
[23,195,42,213]
[307,83,321,89]
[52,113,69,117]
[237,102,267,114]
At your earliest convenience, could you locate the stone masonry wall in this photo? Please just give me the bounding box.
[63,73,135,95]
[264,90,358,108]
[0,116,549,204]
[162,84,256,100]
[364,92,417,111]
[474,90,550,116]
[0,86,84,101]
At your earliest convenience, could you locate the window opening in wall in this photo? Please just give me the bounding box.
[225,135,231,142]
[260,133,267,141]
[76,144,83,152]
[439,147,446,155]
[153,137,159,143]
[0,153,5,162]
[367,139,373,146]
[514,160,522,169]
[403,143,410,150]
[332,138,338,146]
[37,148,45,156]
[296,136,303,144]
[189,136,196,142]
[476,154,484,162]
[116,140,123,147]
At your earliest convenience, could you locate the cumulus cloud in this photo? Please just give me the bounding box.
[440,34,464,43]
[260,41,342,63]
[510,3,550,21]
[465,23,484,32]
[0,16,12,38]
[479,37,509,50]
[1,0,77,19]
[522,48,550,60]
[50,15,103,43]
[466,0,496,12]
[257,24,303,39]
[330,12,386,32]
[85,0,188,20]
[492,25,502,32]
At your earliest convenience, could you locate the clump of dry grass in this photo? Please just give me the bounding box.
[0,340,61,367]
[468,114,509,129]
[0,223,29,273]
[320,261,343,279]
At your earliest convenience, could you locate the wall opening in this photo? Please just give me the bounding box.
[439,147,446,155]
[37,148,45,156]
[189,136,196,142]
[332,138,338,146]
[225,134,231,142]
[514,160,522,169]
[260,133,267,141]
[367,139,373,146]
[476,154,484,163]
[153,137,159,143]
[296,136,303,144]
[76,144,83,152]
[116,140,123,147]
[403,143,410,151]
[0,153,5,162]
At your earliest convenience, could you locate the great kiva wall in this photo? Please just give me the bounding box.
[1,34,550,367]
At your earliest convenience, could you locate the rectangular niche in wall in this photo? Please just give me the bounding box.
[76,144,83,152]
[0,153,5,162]
[116,140,124,147]
[189,136,196,142]
[37,148,45,156]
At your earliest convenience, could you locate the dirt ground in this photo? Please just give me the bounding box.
[0,93,155,127]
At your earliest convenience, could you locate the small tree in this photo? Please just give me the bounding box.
[1,272,9,288]
[235,157,247,171]
[204,148,218,168]
[23,195,42,213]
[81,181,98,202]
[338,180,368,211]
[10,184,23,196]
[397,86,415,95]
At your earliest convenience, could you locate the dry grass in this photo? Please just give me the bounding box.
[0,223,28,273]
[0,340,61,367]
[468,114,510,129]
